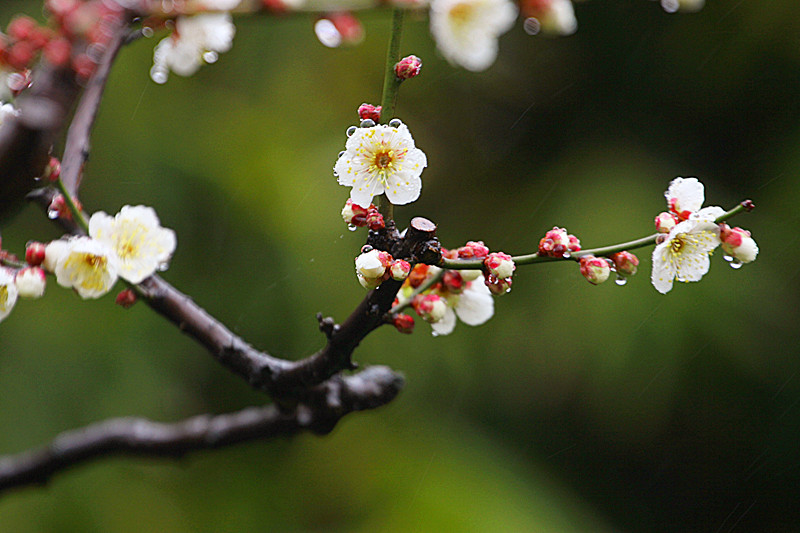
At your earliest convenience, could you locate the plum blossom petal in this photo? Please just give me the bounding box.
[151,13,236,82]
[454,278,494,326]
[0,268,19,322]
[89,205,177,284]
[429,0,518,72]
[55,237,119,299]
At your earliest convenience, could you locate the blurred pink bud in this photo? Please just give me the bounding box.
[393,313,415,334]
[610,251,639,276]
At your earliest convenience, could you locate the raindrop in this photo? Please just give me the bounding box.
[203,51,218,64]
[158,262,169,272]
[562,251,571,259]
[523,17,541,36]
[361,245,373,253]
[615,276,628,286]
[388,118,402,128]
[314,19,342,48]
[660,0,679,14]
[723,254,733,262]
[338,151,346,158]
[729,259,743,270]
[150,66,168,84]
[346,125,357,137]
[142,26,154,38]
[431,330,440,337]
[505,285,512,294]
[347,224,357,232]
[360,119,375,128]
[47,208,59,220]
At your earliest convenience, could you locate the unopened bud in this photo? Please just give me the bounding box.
[355,249,387,279]
[25,241,46,266]
[457,240,489,259]
[357,103,381,123]
[390,259,411,281]
[539,227,577,258]
[395,55,422,80]
[407,263,430,288]
[484,274,512,295]
[655,212,678,234]
[393,313,415,334]
[442,270,465,294]
[484,252,515,279]
[342,198,370,226]
[15,267,46,298]
[719,225,758,263]
[413,293,447,323]
[579,255,611,285]
[115,288,138,308]
[366,210,385,231]
[45,157,62,183]
[610,251,639,276]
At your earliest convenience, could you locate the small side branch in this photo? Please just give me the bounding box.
[0,366,403,495]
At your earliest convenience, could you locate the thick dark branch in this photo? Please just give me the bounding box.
[138,217,440,397]
[0,366,403,495]
[60,23,131,197]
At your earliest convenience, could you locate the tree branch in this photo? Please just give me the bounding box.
[0,365,403,494]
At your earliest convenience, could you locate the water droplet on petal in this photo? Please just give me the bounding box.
[562,251,571,259]
[338,151,346,158]
[142,26,154,38]
[346,126,357,137]
[203,51,218,64]
[158,262,169,272]
[314,19,342,48]
[730,259,743,269]
[388,118,402,128]
[360,119,375,128]
[47,208,59,220]
[150,66,168,84]
[615,276,628,286]
[523,17,541,35]
[347,224,357,232]
[723,254,733,262]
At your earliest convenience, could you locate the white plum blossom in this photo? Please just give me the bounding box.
[429,0,518,71]
[531,0,578,36]
[334,123,427,206]
[0,102,18,127]
[431,275,495,335]
[651,217,720,294]
[665,177,724,222]
[660,0,704,13]
[151,13,236,82]
[55,237,119,299]
[89,205,177,284]
[197,0,242,8]
[0,268,19,322]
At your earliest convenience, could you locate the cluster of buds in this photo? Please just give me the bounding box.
[0,239,52,322]
[578,251,639,286]
[483,252,515,295]
[341,199,385,231]
[354,247,409,289]
[538,227,581,258]
[1,2,125,83]
[718,223,758,264]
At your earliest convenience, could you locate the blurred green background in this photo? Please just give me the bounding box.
[1,1,799,531]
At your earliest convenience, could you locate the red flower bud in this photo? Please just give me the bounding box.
[395,55,422,80]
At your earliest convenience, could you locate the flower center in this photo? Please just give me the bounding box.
[449,3,474,24]
[670,234,686,254]
[375,150,393,169]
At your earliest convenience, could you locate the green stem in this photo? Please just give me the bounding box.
[440,202,752,270]
[55,179,90,235]
[375,8,405,222]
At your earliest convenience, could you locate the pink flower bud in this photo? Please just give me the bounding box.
[14,267,46,298]
[579,255,611,285]
[484,274,512,295]
[358,103,382,123]
[25,241,46,266]
[457,240,489,259]
[355,249,388,280]
[115,288,138,308]
[442,270,465,294]
[719,225,758,263]
[538,227,576,258]
[342,198,370,227]
[366,210,385,231]
[45,157,61,183]
[393,313,415,334]
[406,264,430,288]
[610,251,639,276]
[390,259,411,281]
[484,252,515,279]
[413,293,447,323]
[655,211,678,234]
[395,55,422,80]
